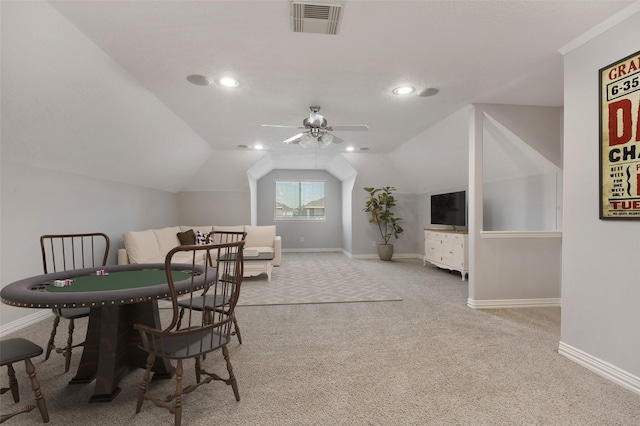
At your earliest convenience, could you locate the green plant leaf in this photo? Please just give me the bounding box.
[363,186,404,244]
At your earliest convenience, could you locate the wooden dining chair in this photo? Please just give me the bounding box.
[176,231,247,343]
[0,338,50,424]
[134,240,244,426]
[40,233,110,373]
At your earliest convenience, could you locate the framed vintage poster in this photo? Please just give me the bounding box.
[599,50,640,219]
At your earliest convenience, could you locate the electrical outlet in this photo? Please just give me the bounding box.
[372,241,376,247]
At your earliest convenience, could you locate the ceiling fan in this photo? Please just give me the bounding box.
[262,106,368,148]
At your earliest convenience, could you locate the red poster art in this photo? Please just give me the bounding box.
[599,50,640,219]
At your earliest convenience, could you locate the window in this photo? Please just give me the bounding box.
[275,181,325,221]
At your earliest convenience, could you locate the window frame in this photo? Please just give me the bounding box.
[274,180,326,222]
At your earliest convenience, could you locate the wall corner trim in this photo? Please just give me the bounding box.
[558,341,640,396]
[467,298,561,309]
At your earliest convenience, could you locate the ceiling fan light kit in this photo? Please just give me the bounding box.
[300,133,314,148]
[262,106,368,149]
[320,133,333,145]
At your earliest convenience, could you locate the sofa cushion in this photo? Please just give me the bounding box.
[248,246,274,256]
[123,229,161,264]
[181,225,213,234]
[177,229,196,245]
[153,227,182,257]
[213,225,245,233]
[195,230,212,245]
[244,225,276,249]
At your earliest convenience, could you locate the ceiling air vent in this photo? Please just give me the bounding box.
[291,1,343,35]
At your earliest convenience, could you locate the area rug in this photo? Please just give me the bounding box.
[237,252,403,306]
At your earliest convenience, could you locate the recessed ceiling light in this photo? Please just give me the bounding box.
[393,86,415,95]
[238,144,264,150]
[186,74,213,86]
[218,77,240,88]
[346,146,355,152]
[417,87,439,97]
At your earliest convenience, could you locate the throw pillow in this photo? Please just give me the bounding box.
[195,230,212,245]
[177,229,196,245]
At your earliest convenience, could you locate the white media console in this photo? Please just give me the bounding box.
[423,229,469,281]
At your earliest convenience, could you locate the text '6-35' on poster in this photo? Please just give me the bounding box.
[600,50,640,219]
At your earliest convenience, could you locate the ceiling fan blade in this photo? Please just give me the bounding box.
[283,133,305,144]
[262,124,306,129]
[327,125,369,131]
[329,133,344,144]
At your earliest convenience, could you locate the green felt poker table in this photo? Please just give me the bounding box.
[1,263,215,403]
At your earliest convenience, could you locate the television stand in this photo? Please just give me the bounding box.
[423,229,469,281]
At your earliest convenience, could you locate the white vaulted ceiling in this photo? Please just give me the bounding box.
[2,1,633,193]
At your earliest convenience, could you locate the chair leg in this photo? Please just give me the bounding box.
[45,316,60,361]
[174,359,183,426]
[6,363,20,403]
[24,358,49,423]
[136,353,154,414]
[194,357,201,384]
[176,307,186,330]
[232,313,242,344]
[63,319,75,373]
[221,345,240,401]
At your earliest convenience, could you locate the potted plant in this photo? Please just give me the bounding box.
[363,186,404,260]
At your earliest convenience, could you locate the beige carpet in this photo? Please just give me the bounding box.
[2,253,639,425]
[238,252,402,305]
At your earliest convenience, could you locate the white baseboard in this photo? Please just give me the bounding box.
[350,253,423,260]
[558,341,640,396]
[282,248,343,253]
[467,298,561,309]
[285,250,423,260]
[0,309,52,338]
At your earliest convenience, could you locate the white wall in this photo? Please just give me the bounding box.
[257,169,343,250]
[480,105,564,169]
[560,7,640,387]
[1,1,189,329]
[346,153,419,256]
[390,107,471,194]
[479,104,563,233]
[341,176,356,254]
[483,173,560,231]
[1,1,211,193]
[0,162,177,327]
[176,191,251,226]
[468,106,563,306]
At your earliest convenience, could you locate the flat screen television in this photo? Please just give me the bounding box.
[431,191,466,227]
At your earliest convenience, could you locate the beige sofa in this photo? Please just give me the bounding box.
[117,225,281,267]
